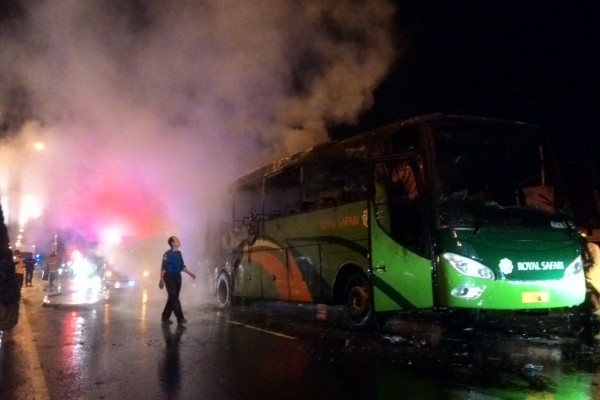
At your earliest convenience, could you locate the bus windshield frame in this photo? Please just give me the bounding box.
[430,122,573,229]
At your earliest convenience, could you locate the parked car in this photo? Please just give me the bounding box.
[103,267,137,289]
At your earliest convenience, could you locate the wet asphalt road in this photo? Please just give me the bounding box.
[2,272,600,399]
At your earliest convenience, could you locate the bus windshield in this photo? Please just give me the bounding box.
[433,125,571,228]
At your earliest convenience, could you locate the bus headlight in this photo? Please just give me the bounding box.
[441,253,495,280]
[564,256,583,278]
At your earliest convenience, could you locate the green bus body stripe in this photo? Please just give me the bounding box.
[285,236,369,258]
[250,234,421,309]
[371,274,417,310]
[247,235,369,302]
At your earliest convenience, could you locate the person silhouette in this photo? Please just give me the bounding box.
[159,236,196,324]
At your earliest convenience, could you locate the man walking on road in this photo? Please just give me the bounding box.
[159,236,196,324]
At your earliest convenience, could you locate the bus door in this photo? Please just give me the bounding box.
[370,158,434,312]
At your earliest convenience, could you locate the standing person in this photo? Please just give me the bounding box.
[24,254,36,287]
[13,250,25,289]
[159,236,196,324]
[585,241,600,311]
[46,251,59,288]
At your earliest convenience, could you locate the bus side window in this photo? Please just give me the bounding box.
[300,200,316,212]
[264,168,301,219]
[391,162,418,200]
[376,160,426,254]
[319,189,341,207]
[304,159,367,209]
[233,181,262,224]
[302,163,324,211]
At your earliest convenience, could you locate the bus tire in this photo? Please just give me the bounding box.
[343,272,374,330]
[216,272,232,308]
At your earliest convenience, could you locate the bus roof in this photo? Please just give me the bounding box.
[233,113,538,187]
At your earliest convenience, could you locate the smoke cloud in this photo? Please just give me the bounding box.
[0,1,397,274]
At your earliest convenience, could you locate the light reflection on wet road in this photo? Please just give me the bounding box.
[2,273,600,399]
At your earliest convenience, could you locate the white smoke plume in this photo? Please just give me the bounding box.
[0,0,398,275]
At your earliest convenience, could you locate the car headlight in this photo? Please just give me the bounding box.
[441,252,495,280]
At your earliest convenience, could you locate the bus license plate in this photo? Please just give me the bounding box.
[522,292,550,304]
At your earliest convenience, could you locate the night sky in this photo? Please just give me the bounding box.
[2,1,598,153]
[334,2,600,153]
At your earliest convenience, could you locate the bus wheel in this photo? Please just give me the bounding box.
[343,273,373,329]
[216,272,232,308]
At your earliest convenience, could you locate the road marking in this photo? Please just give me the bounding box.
[228,320,297,340]
[19,296,51,400]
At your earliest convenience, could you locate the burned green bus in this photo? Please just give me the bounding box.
[212,114,586,329]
